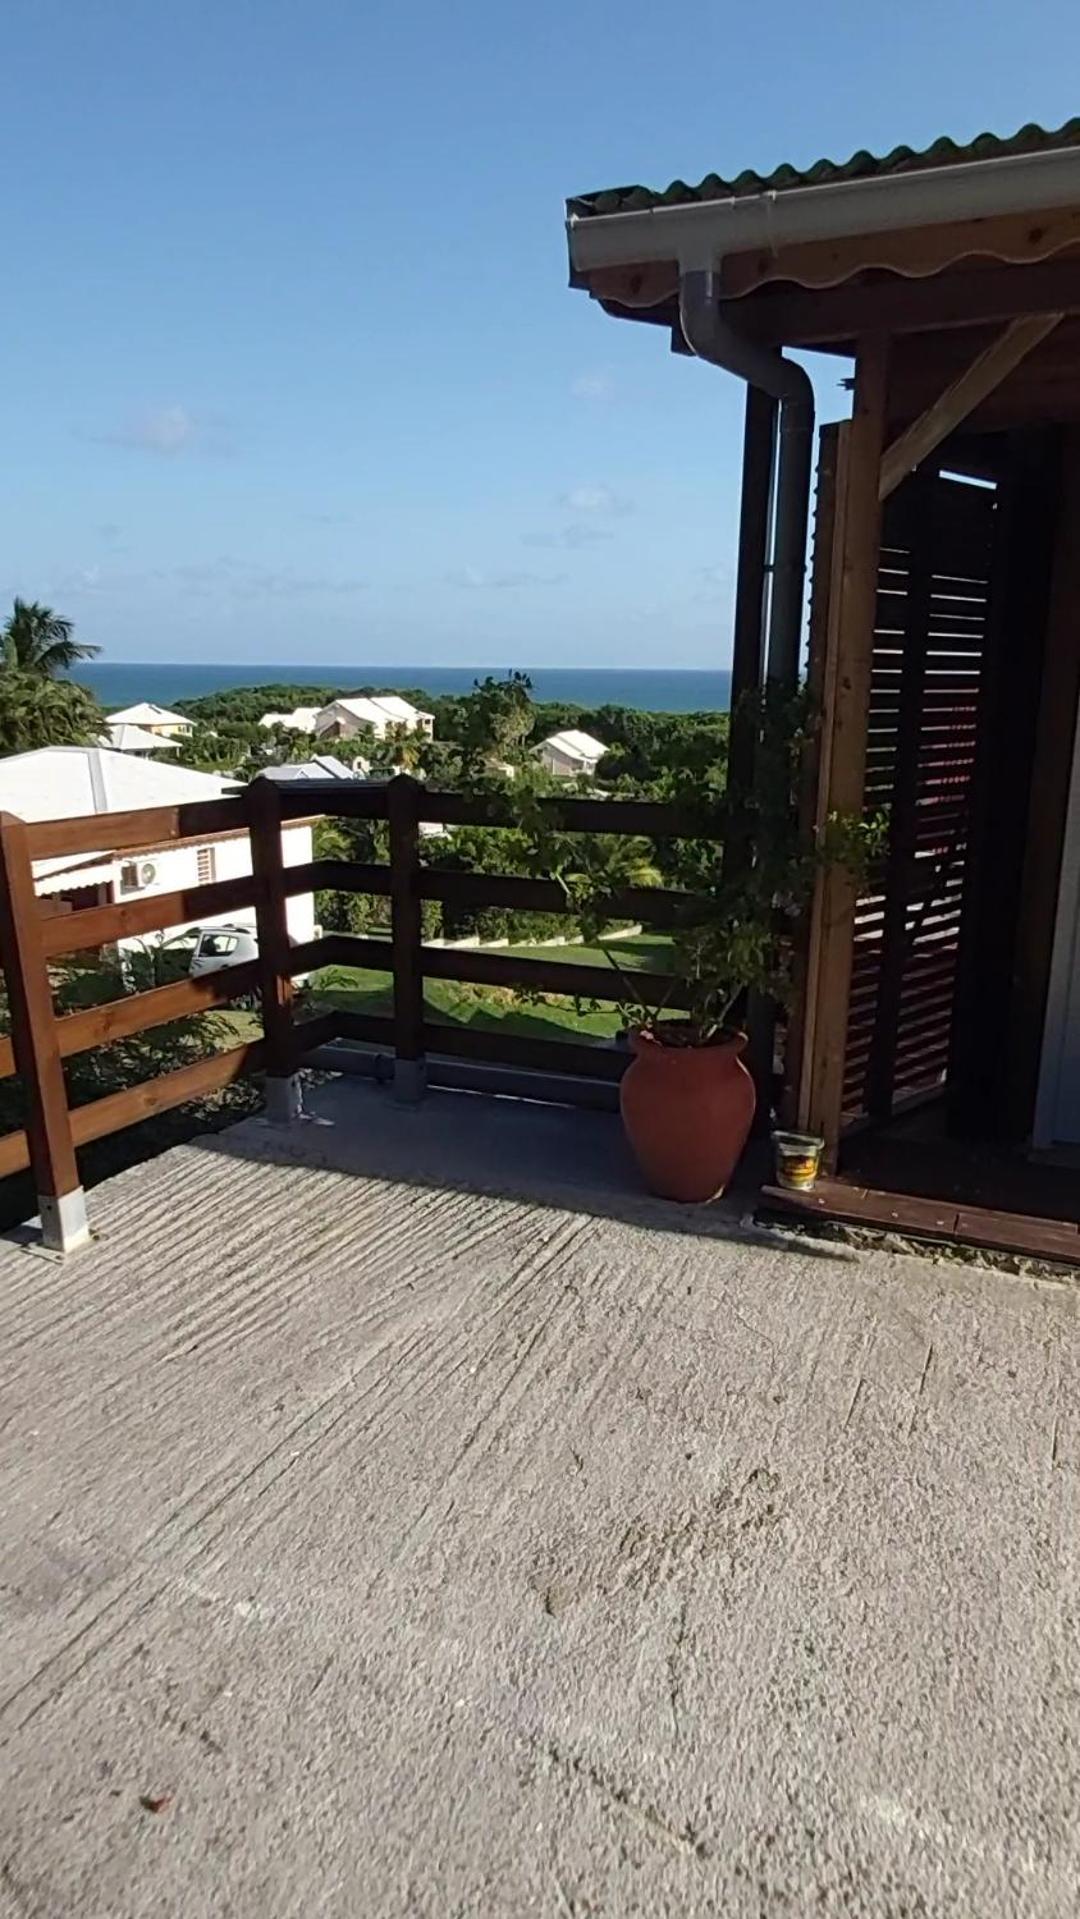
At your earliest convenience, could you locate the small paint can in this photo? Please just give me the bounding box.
[772,1130,825,1192]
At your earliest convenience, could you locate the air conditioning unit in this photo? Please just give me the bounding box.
[119,858,159,893]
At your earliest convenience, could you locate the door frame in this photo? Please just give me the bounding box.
[1033,684,1080,1148]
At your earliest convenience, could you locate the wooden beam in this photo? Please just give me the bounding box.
[721,205,1080,299]
[387,776,425,1078]
[26,796,244,861]
[0,812,80,1208]
[879,314,1062,499]
[798,337,890,1162]
[725,257,1080,350]
[247,777,296,1077]
[40,872,257,959]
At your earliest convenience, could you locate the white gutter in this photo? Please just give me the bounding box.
[568,145,1080,275]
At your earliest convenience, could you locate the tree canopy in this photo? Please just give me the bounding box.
[0,673,104,755]
[2,599,100,678]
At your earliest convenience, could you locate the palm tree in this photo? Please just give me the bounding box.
[0,675,104,754]
[2,598,100,677]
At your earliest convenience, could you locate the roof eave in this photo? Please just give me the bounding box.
[567,144,1080,278]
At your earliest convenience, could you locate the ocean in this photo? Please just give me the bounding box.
[78,662,732,715]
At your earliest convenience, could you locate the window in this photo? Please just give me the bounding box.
[196,846,216,885]
[200,932,238,958]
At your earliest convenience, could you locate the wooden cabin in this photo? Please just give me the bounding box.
[567,122,1080,1254]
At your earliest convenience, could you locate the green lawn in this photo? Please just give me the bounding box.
[309,931,674,1045]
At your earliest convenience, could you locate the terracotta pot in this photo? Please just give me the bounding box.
[619,1028,756,1203]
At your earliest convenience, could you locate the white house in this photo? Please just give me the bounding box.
[102,720,180,756]
[535,729,608,779]
[106,702,195,739]
[261,754,371,784]
[258,706,321,734]
[0,747,315,959]
[314,695,435,742]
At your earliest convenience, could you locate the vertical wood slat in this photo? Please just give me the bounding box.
[387,776,424,1064]
[0,810,80,1200]
[781,423,839,1125]
[1010,428,1080,1137]
[798,336,890,1162]
[724,384,778,887]
[247,777,296,1075]
[866,468,935,1119]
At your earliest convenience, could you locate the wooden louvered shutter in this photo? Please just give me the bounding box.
[842,466,997,1126]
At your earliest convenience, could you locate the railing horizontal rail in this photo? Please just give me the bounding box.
[68,1038,268,1146]
[274,780,715,838]
[41,874,258,958]
[26,796,248,860]
[312,1010,630,1084]
[0,1129,30,1179]
[0,1004,339,1180]
[0,961,261,1079]
[419,943,690,1009]
[318,932,392,970]
[326,931,688,1006]
[40,861,321,961]
[418,868,695,926]
[422,1022,629,1081]
[305,858,390,893]
[332,1010,398,1046]
[286,935,335,976]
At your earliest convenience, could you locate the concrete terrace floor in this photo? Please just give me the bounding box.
[2,1080,1080,1918]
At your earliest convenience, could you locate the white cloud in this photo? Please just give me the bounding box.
[571,371,614,402]
[169,556,366,598]
[445,566,565,591]
[89,405,232,458]
[522,524,613,550]
[560,483,631,516]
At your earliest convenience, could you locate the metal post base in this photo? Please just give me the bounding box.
[39,1186,91,1255]
[393,1057,427,1105]
[265,1073,305,1124]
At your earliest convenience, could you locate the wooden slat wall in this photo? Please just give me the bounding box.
[843,467,998,1124]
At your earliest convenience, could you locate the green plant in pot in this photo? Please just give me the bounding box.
[519,688,879,1204]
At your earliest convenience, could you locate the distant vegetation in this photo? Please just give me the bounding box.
[0,599,105,754]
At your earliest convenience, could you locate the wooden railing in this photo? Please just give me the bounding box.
[0,775,715,1248]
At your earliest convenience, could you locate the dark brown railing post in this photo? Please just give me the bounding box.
[0,811,89,1251]
[387,774,425,1101]
[248,777,301,1122]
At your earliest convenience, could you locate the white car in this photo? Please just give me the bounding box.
[189,923,260,977]
[188,922,315,989]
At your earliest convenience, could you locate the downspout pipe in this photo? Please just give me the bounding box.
[679,268,815,689]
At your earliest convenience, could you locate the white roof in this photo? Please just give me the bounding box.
[319,694,426,727]
[322,695,391,724]
[261,755,371,783]
[104,722,180,753]
[259,707,320,732]
[0,748,232,895]
[539,729,607,762]
[107,701,193,728]
[370,694,426,722]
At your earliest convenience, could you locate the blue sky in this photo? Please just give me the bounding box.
[5,1,1080,668]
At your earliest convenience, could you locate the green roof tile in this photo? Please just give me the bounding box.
[568,119,1080,219]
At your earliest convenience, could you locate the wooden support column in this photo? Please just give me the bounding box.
[0,811,88,1250]
[798,336,890,1164]
[387,775,426,1102]
[248,776,300,1122]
